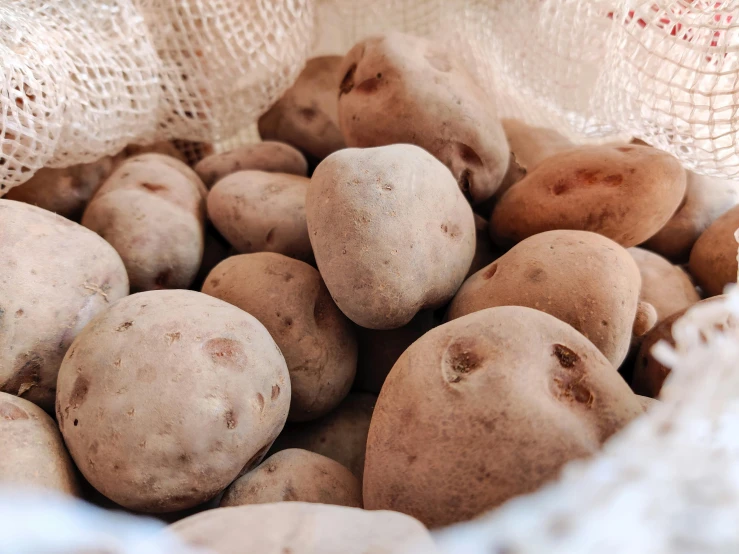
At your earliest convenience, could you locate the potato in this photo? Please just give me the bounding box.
[644,172,739,262]
[5,156,115,220]
[207,171,312,261]
[203,253,356,421]
[448,230,653,367]
[56,290,291,512]
[82,154,206,292]
[220,449,361,508]
[171,502,438,554]
[364,306,642,528]
[270,393,375,480]
[490,144,687,247]
[307,144,476,329]
[629,247,699,324]
[195,142,308,188]
[0,392,79,495]
[0,200,128,411]
[259,56,346,161]
[689,204,739,296]
[337,32,509,204]
[354,311,436,394]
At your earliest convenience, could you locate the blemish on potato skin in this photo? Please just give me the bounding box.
[255,393,265,412]
[551,344,594,406]
[339,63,357,96]
[271,385,280,400]
[165,332,181,344]
[0,401,28,421]
[69,376,90,409]
[116,321,133,332]
[204,338,247,369]
[552,344,579,368]
[442,338,482,383]
[482,264,498,280]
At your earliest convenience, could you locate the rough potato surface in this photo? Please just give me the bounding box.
[307,144,476,329]
[689,204,739,297]
[56,290,291,513]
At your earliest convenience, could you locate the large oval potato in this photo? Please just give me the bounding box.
[207,171,312,261]
[364,306,643,528]
[259,56,346,161]
[307,144,476,329]
[171,502,438,554]
[195,142,308,188]
[644,172,739,262]
[337,32,509,204]
[56,290,291,513]
[203,253,356,421]
[0,392,79,495]
[220,449,362,508]
[448,230,652,367]
[490,144,687,247]
[688,204,739,296]
[0,200,129,411]
[82,154,206,292]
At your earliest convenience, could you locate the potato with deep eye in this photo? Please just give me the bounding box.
[363,306,642,528]
[337,32,510,204]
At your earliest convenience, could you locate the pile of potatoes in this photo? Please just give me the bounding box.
[2,30,738,552]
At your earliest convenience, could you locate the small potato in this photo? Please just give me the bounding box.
[195,142,308,188]
[259,56,346,161]
[448,230,652,367]
[0,200,129,411]
[270,393,375,480]
[171,502,438,554]
[364,306,642,528]
[56,290,291,512]
[629,247,699,324]
[82,154,206,291]
[491,145,687,247]
[338,32,510,204]
[207,171,312,261]
[203,253,356,421]
[689,204,739,297]
[220,449,361,508]
[307,144,476,329]
[0,392,79,495]
[5,156,115,220]
[644,172,739,262]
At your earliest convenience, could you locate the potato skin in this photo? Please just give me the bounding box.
[195,142,308,188]
[56,290,291,513]
[0,200,129,411]
[307,144,476,329]
[644,172,739,262]
[220,449,362,508]
[203,253,356,421]
[689,204,739,296]
[364,306,642,528]
[259,56,346,161]
[0,392,79,495]
[82,154,206,292]
[207,171,312,261]
[448,230,644,367]
[171,502,438,554]
[337,32,510,204]
[491,144,687,247]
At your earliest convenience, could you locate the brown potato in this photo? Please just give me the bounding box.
[0,200,129,411]
[689,204,739,296]
[0,392,79,495]
[364,306,642,528]
[207,171,312,261]
[82,154,206,292]
[644,172,739,262]
[270,393,376,480]
[220,449,362,508]
[491,144,687,247]
[337,32,509,204]
[448,230,652,367]
[5,156,115,220]
[170,502,438,554]
[259,56,346,161]
[195,142,308,188]
[629,247,699,324]
[307,144,476,329]
[56,290,291,512]
[203,253,356,421]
